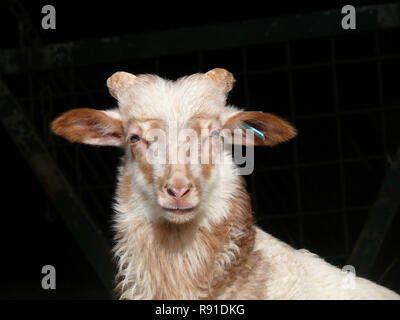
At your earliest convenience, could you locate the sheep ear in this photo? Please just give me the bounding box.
[222,111,297,146]
[51,108,124,146]
[107,71,137,99]
[205,68,235,93]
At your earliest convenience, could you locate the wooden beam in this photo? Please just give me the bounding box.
[0,80,116,296]
[1,3,400,74]
[348,148,400,276]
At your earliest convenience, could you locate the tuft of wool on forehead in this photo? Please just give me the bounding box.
[114,73,227,123]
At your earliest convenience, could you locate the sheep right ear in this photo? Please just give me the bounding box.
[51,108,124,147]
[205,68,235,93]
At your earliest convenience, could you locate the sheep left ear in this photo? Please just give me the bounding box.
[222,111,297,146]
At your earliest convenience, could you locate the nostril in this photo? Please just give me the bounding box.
[167,187,177,197]
[166,186,192,199]
[181,188,190,197]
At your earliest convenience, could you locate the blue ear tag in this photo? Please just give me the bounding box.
[242,122,266,141]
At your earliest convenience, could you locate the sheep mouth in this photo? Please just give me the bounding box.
[161,206,197,214]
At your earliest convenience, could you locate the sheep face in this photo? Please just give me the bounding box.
[51,68,297,224]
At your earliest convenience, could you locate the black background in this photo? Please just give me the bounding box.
[0,0,399,299]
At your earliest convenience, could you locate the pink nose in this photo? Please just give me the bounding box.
[165,185,192,199]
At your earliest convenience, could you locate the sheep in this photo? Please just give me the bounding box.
[51,68,400,300]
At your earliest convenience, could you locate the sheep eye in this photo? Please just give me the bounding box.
[130,134,140,144]
[210,130,220,138]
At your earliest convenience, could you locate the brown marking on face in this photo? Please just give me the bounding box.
[200,139,214,180]
[187,117,218,180]
[187,118,202,137]
[148,119,164,131]
[129,137,153,185]
[135,152,153,184]
[201,121,216,180]
[116,173,134,203]
[201,163,213,180]
[125,118,166,185]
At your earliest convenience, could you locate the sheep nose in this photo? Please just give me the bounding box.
[165,185,192,199]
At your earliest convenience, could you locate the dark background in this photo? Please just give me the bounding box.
[0,0,399,299]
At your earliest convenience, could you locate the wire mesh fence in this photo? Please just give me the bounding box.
[3,22,400,270]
